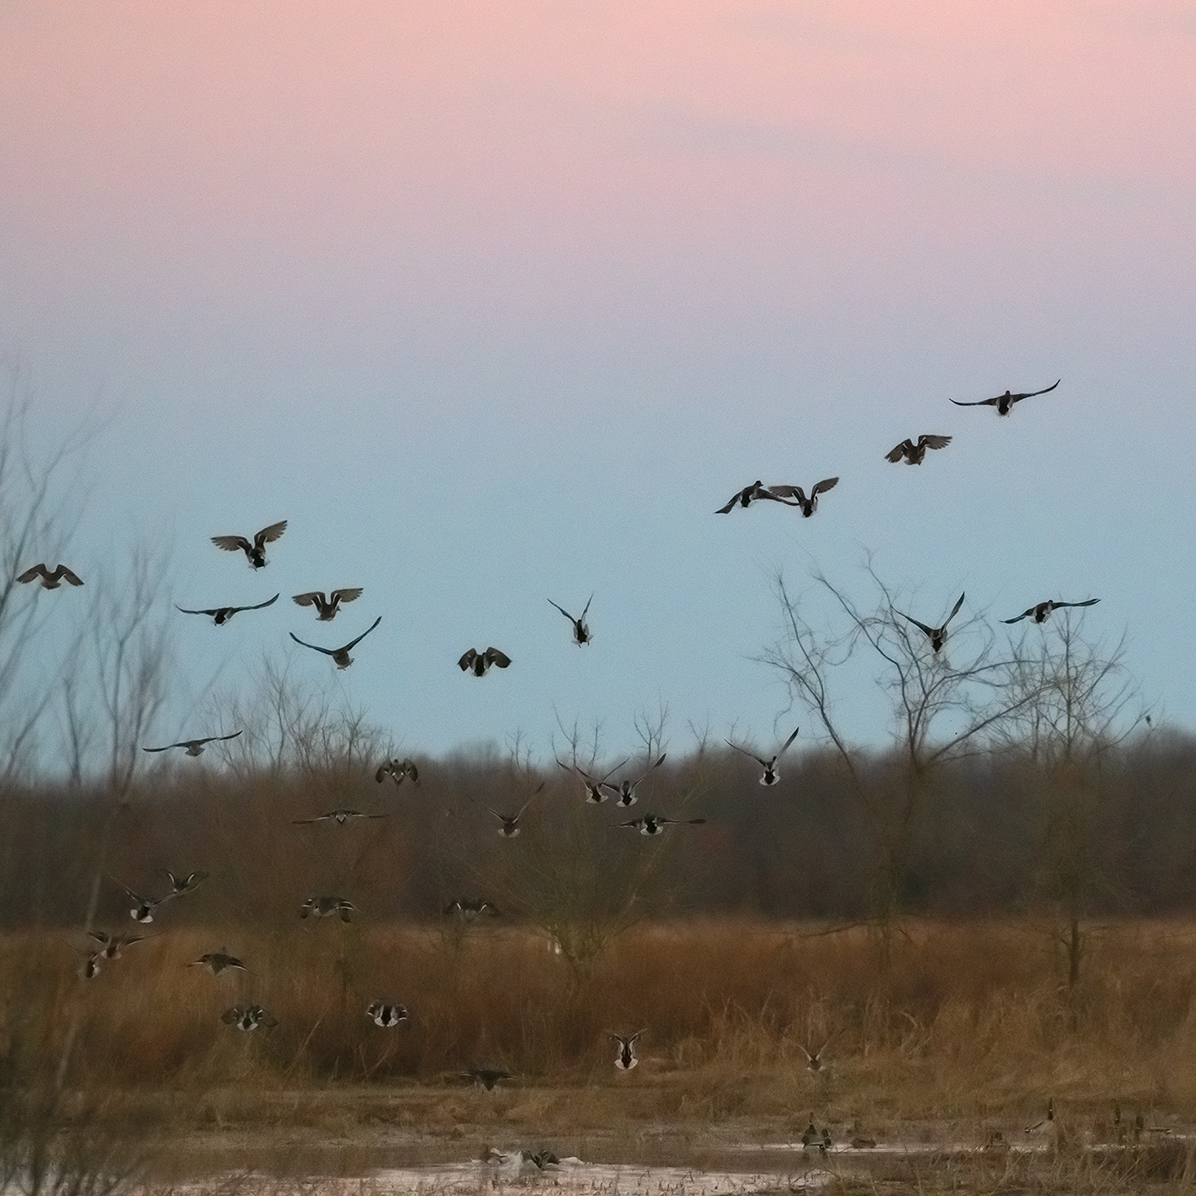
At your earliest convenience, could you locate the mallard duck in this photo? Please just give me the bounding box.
[189,948,245,975]
[725,726,799,786]
[1025,1097,1055,1133]
[175,594,278,625]
[17,563,83,588]
[1002,597,1100,624]
[601,754,667,807]
[481,798,533,838]
[210,521,287,568]
[376,757,419,785]
[444,897,500,919]
[113,880,165,923]
[555,757,629,803]
[618,813,706,836]
[299,895,356,922]
[521,1150,559,1170]
[800,1033,836,1072]
[291,808,388,826]
[88,930,146,960]
[290,615,381,668]
[458,647,512,676]
[766,477,839,517]
[950,379,1059,415]
[885,434,951,464]
[715,481,791,514]
[896,592,965,653]
[608,1030,645,1070]
[222,1004,277,1031]
[547,595,593,644]
[142,730,243,757]
[367,1000,409,1028]
[462,1065,512,1090]
[163,869,209,896]
[292,588,363,621]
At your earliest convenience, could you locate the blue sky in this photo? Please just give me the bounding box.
[2,0,1193,763]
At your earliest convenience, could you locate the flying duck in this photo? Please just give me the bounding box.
[290,615,381,669]
[292,588,363,621]
[299,895,356,922]
[949,379,1060,415]
[367,1000,409,1028]
[142,730,243,757]
[210,520,287,568]
[800,1033,837,1072]
[113,881,166,923]
[555,757,629,803]
[291,808,388,826]
[163,869,209,896]
[715,481,791,514]
[376,757,420,785]
[619,813,706,836]
[88,930,146,960]
[766,477,839,517]
[79,951,102,979]
[547,595,593,644]
[1002,597,1100,624]
[189,948,246,975]
[444,897,500,919]
[462,1065,512,1090]
[601,754,667,807]
[176,594,279,625]
[608,1030,645,1070]
[896,592,965,653]
[885,434,952,464]
[222,1004,277,1031]
[458,646,512,676]
[725,726,799,786]
[17,563,83,588]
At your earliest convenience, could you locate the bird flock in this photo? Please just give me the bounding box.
[23,376,1102,1081]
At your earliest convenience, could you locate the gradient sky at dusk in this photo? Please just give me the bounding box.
[1,1,1193,761]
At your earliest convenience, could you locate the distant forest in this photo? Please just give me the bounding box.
[5,731,1196,930]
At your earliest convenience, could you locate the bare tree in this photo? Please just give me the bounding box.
[0,372,94,779]
[997,611,1144,987]
[761,561,1037,956]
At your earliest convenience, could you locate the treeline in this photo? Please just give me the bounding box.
[4,730,1196,930]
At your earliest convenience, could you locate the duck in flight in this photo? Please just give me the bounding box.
[290,615,381,669]
[17,563,84,588]
[479,787,542,838]
[112,880,166,923]
[210,520,287,568]
[608,1030,645,1070]
[368,1000,409,1028]
[88,930,146,960]
[1002,597,1100,624]
[176,594,278,625]
[292,808,388,826]
[376,757,419,785]
[716,481,792,514]
[444,897,500,920]
[556,757,629,803]
[885,435,951,465]
[602,754,667,807]
[548,595,593,644]
[292,588,363,621]
[461,1065,512,1090]
[725,726,799,786]
[767,478,839,517]
[163,869,209,896]
[299,895,356,922]
[458,647,511,676]
[222,1004,277,1031]
[189,948,246,975]
[949,379,1060,416]
[896,592,965,654]
[619,813,706,836]
[143,731,243,757]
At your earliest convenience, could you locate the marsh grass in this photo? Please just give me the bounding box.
[5,915,1196,1140]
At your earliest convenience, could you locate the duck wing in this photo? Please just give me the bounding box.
[289,632,335,656]
[252,520,288,548]
[885,440,914,463]
[210,535,252,554]
[339,615,382,653]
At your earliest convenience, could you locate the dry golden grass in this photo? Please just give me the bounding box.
[8,915,1196,1136]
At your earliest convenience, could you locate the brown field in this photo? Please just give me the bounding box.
[9,917,1196,1193]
